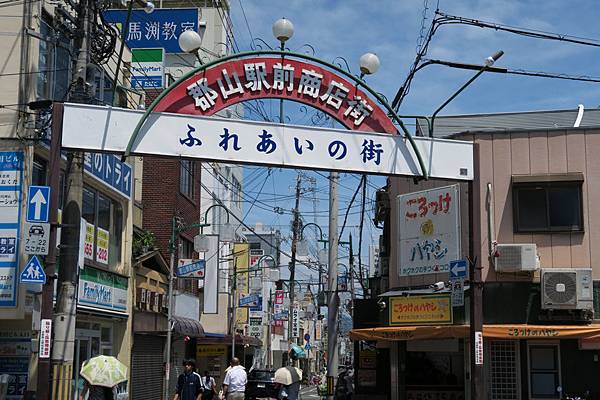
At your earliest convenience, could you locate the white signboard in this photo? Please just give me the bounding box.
[249,317,262,339]
[202,235,219,314]
[95,227,109,265]
[475,331,484,365]
[451,279,464,307]
[39,319,52,358]
[291,302,300,338]
[398,185,460,276]
[61,103,474,181]
[23,222,50,255]
[83,222,94,260]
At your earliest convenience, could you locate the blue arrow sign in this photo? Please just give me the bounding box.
[20,256,46,284]
[26,186,50,223]
[449,259,468,280]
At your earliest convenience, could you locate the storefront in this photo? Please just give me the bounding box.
[74,265,130,399]
[350,324,600,400]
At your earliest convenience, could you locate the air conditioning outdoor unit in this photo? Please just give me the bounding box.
[494,244,538,272]
[541,268,593,310]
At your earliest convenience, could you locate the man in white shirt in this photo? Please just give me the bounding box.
[222,358,247,400]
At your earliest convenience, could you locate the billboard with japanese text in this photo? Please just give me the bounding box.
[398,185,460,276]
[103,8,199,53]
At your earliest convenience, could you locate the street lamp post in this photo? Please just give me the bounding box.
[429,50,504,137]
[272,18,294,123]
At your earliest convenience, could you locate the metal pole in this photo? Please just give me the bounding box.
[232,259,237,359]
[288,175,302,345]
[267,289,273,368]
[164,217,176,400]
[326,171,339,400]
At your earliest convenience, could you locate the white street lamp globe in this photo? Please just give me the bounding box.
[143,1,155,13]
[272,18,294,43]
[359,52,380,75]
[178,29,202,53]
[296,239,308,257]
[219,222,236,242]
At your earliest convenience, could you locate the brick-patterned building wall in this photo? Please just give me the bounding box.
[142,156,202,294]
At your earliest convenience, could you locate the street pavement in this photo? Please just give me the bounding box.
[299,385,320,399]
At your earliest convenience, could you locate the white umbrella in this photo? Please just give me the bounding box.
[274,366,302,386]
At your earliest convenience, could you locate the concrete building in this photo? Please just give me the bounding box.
[353,109,600,400]
[0,2,139,399]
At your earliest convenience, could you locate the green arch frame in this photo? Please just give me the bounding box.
[124,49,429,179]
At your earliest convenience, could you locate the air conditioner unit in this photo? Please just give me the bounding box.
[494,244,538,272]
[541,268,593,310]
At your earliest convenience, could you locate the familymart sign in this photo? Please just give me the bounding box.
[131,48,164,89]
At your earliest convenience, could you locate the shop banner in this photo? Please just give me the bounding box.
[0,330,30,399]
[398,185,460,276]
[234,243,249,325]
[84,222,94,260]
[96,227,109,265]
[291,302,300,338]
[196,344,227,358]
[349,324,600,342]
[389,294,452,326]
[275,290,284,305]
[249,317,263,339]
[78,266,128,313]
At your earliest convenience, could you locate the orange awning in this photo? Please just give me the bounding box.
[349,324,600,341]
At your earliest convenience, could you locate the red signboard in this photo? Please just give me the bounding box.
[275,290,284,305]
[154,57,397,134]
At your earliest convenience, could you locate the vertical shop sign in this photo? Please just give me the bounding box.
[0,151,22,308]
[475,331,484,365]
[95,227,109,265]
[39,319,52,358]
[398,185,460,276]
[291,302,300,338]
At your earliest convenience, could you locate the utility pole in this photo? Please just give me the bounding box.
[326,171,339,400]
[164,217,178,400]
[49,1,91,397]
[288,174,302,346]
[348,233,354,318]
[36,104,63,399]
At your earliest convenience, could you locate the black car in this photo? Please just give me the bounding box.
[245,369,279,400]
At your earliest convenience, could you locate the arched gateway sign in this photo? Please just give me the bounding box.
[60,50,473,181]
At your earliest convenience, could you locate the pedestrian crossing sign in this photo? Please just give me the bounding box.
[20,255,46,284]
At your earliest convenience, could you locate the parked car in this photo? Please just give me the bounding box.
[245,369,279,400]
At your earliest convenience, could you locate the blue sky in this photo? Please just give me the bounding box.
[225,0,600,284]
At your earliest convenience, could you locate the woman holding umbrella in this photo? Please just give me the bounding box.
[78,355,128,400]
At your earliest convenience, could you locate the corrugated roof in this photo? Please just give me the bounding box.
[415,107,600,138]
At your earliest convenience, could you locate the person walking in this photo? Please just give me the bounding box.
[79,382,115,400]
[202,370,217,400]
[173,359,204,400]
[222,358,247,400]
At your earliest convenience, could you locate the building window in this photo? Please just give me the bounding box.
[528,344,560,399]
[489,340,520,400]
[82,186,123,268]
[513,181,583,233]
[180,160,194,199]
[32,158,47,186]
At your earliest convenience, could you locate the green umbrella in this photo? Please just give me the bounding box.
[80,355,128,388]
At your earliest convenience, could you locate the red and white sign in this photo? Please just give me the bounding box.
[154,57,397,134]
[475,331,484,365]
[275,290,284,305]
[40,319,52,358]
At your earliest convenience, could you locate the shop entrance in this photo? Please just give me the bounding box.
[405,339,465,400]
[73,320,113,399]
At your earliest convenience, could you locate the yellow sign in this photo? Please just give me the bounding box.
[96,227,109,265]
[234,243,249,326]
[84,222,95,260]
[389,294,452,326]
[196,344,227,358]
